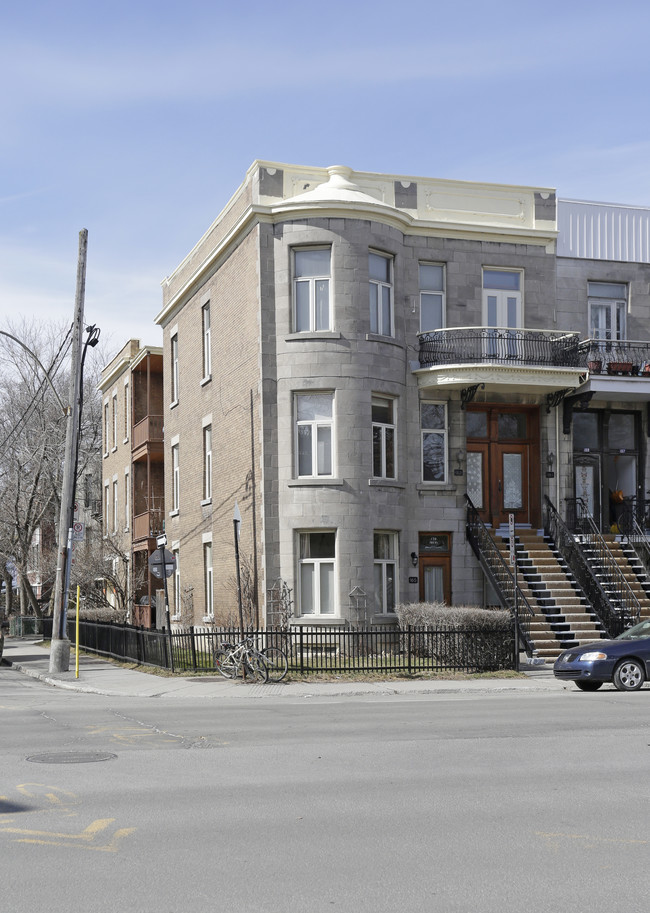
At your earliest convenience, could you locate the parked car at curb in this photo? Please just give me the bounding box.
[554,619,650,691]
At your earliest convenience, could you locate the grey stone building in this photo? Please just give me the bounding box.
[153,163,571,625]
[153,162,650,631]
[556,199,650,533]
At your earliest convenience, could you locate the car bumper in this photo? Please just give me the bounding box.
[553,659,616,683]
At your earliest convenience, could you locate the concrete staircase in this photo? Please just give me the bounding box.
[580,534,650,619]
[491,527,605,662]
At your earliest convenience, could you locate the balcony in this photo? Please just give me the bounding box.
[415,327,587,397]
[133,509,164,543]
[133,415,163,450]
[576,339,650,403]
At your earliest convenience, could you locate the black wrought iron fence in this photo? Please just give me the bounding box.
[49,620,515,675]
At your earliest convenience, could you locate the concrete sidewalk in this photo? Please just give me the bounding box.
[1,637,567,699]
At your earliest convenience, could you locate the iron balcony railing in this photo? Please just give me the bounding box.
[417,327,582,369]
[579,338,650,376]
[465,495,535,657]
[544,496,639,637]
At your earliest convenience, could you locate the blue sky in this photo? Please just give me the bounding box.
[2,0,650,358]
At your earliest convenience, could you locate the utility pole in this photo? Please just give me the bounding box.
[49,230,88,674]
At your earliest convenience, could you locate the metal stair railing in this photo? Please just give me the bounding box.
[618,503,650,584]
[543,496,639,637]
[465,495,535,657]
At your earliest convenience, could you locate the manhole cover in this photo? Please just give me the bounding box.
[26,750,117,764]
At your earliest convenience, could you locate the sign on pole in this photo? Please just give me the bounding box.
[148,548,176,580]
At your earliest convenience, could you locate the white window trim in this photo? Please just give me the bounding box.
[369,251,394,337]
[170,328,179,406]
[295,392,335,479]
[203,533,214,621]
[588,282,628,341]
[171,439,180,515]
[202,301,212,381]
[171,541,181,621]
[203,426,212,503]
[111,392,118,452]
[482,267,524,328]
[419,261,446,332]
[103,400,110,457]
[374,531,398,615]
[124,468,130,531]
[372,395,396,481]
[123,379,130,443]
[420,400,448,484]
[297,530,337,617]
[112,477,119,534]
[103,482,110,537]
[292,246,332,333]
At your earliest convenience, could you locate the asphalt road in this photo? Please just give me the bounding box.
[2,665,650,913]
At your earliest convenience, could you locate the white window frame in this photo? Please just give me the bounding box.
[170,332,179,404]
[202,302,212,379]
[420,401,448,483]
[103,482,109,536]
[203,423,212,502]
[482,268,523,328]
[295,392,334,478]
[123,380,130,442]
[419,262,446,332]
[203,537,214,620]
[112,478,118,534]
[171,443,180,513]
[588,281,627,341]
[298,531,336,616]
[374,531,398,615]
[372,395,396,480]
[112,393,118,451]
[124,469,130,531]
[293,247,332,332]
[369,251,394,337]
[172,543,181,620]
[103,401,109,456]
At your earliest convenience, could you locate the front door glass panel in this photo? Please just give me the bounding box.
[424,566,445,603]
[467,451,484,508]
[502,453,523,510]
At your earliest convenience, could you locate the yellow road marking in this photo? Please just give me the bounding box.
[0,817,136,852]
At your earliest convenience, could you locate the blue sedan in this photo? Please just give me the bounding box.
[553,619,650,692]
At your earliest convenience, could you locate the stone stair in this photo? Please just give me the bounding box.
[578,534,650,620]
[491,527,605,662]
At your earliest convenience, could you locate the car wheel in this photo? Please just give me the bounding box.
[613,659,645,692]
[575,681,603,691]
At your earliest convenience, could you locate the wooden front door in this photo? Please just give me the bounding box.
[466,406,540,529]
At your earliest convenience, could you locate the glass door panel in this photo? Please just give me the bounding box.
[496,444,529,526]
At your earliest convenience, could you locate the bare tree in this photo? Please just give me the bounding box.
[0,319,105,618]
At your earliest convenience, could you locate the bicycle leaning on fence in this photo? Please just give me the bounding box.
[213,636,288,683]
